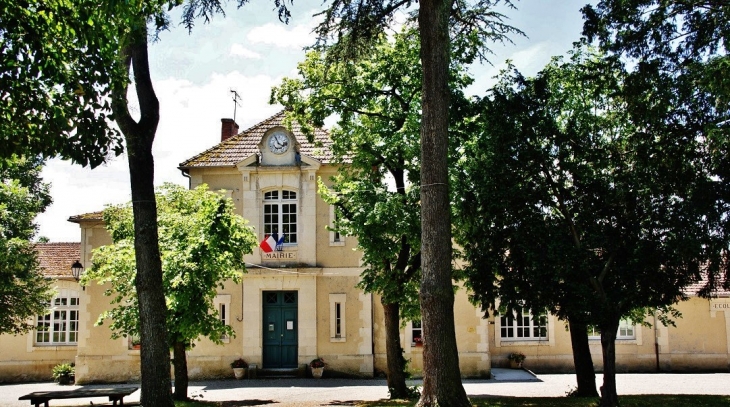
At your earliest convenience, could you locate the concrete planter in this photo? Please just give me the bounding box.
[311,367,324,379]
[233,368,245,379]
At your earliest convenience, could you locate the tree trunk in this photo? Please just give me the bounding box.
[416,0,470,405]
[383,301,408,399]
[568,319,599,397]
[173,341,189,401]
[112,21,174,407]
[599,319,620,407]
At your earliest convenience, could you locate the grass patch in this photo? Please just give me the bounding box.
[359,395,730,407]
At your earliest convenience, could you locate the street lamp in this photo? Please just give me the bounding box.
[71,260,84,290]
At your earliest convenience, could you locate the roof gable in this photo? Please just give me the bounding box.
[179,111,333,169]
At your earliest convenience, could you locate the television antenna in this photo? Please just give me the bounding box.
[230,89,242,122]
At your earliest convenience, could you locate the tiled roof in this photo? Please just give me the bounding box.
[683,272,730,298]
[35,242,80,279]
[68,211,103,223]
[179,111,334,168]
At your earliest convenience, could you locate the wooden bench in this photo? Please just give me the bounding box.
[19,386,138,407]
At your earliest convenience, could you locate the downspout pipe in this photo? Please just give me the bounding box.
[180,168,191,189]
[654,311,660,372]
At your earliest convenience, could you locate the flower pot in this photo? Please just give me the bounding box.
[233,367,245,379]
[311,367,324,379]
[57,375,74,385]
[509,360,523,369]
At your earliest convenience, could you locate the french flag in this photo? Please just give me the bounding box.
[259,234,277,253]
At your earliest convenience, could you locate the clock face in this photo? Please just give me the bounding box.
[268,132,290,155]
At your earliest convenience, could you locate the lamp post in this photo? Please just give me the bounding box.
[71,260,84,290]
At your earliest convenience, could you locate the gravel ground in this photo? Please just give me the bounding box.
[3,370,730,407]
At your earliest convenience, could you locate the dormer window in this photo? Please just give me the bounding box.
[264,189,298,244]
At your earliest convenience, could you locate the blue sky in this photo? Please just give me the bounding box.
[37,0,591,242]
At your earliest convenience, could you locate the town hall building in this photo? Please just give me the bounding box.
[1,111,729,383]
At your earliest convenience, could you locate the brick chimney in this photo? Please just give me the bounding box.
[221,118,239,142]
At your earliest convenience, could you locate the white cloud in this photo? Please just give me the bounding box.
[247,21,316,49]
[230,44,262,59]
[37,71,284,242]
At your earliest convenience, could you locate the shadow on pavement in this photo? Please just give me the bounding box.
[218,400,276,406]
[195,378,389,390]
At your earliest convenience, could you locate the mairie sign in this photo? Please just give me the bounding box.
[263,251,296,260]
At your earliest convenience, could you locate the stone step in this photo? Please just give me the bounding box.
[255,366,304,379]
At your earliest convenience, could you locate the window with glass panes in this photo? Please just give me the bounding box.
[500,307,547,340]
[587,319,635,340]
[263,190,297,244]
[36,290,79,345]
[412,320,423,345]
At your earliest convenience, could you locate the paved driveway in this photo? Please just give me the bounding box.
[4,369,730,406]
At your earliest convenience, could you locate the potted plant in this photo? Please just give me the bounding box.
[129,335,141,350]
[52,362,75,385]
[309,357,326,379]
[507,352,526,369]
[230,358,248,379]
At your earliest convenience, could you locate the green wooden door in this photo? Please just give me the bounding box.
[262,291,298,368]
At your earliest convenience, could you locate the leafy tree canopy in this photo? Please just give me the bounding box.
[308,1,522,405]
[457,44,728,325]
[453,46,730,405]
[0,1,124,166]
[0,0,291,167]
[0,155,53,335]
[275,27,427,319]
[313,0,522,62]
[582,0,729,64]
[85,183,257,345]
[582,2,730,233]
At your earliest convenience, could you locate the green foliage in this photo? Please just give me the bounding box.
[0,0,126,166]
[85,183,257,346]
[582,1,729,64]
[455,45,728,326]
[51,362,75,380]
[273,27,476,319]
[0,0,295,168]
[507,352,525,363]
[273,27,430,319]
[312,0,523,63]
[582,1,730,295]
[0,155,53,335]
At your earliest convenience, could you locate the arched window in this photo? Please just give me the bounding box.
[263,189,298,244]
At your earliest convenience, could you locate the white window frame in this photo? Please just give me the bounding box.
[35,289,79,346]
[411,320,423,346]
[329,205,345,246]
[499,307,548,341]
[588,318,636,340]
[214,294,232,343]
[263,189,298,245]
[329,293,346,342]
